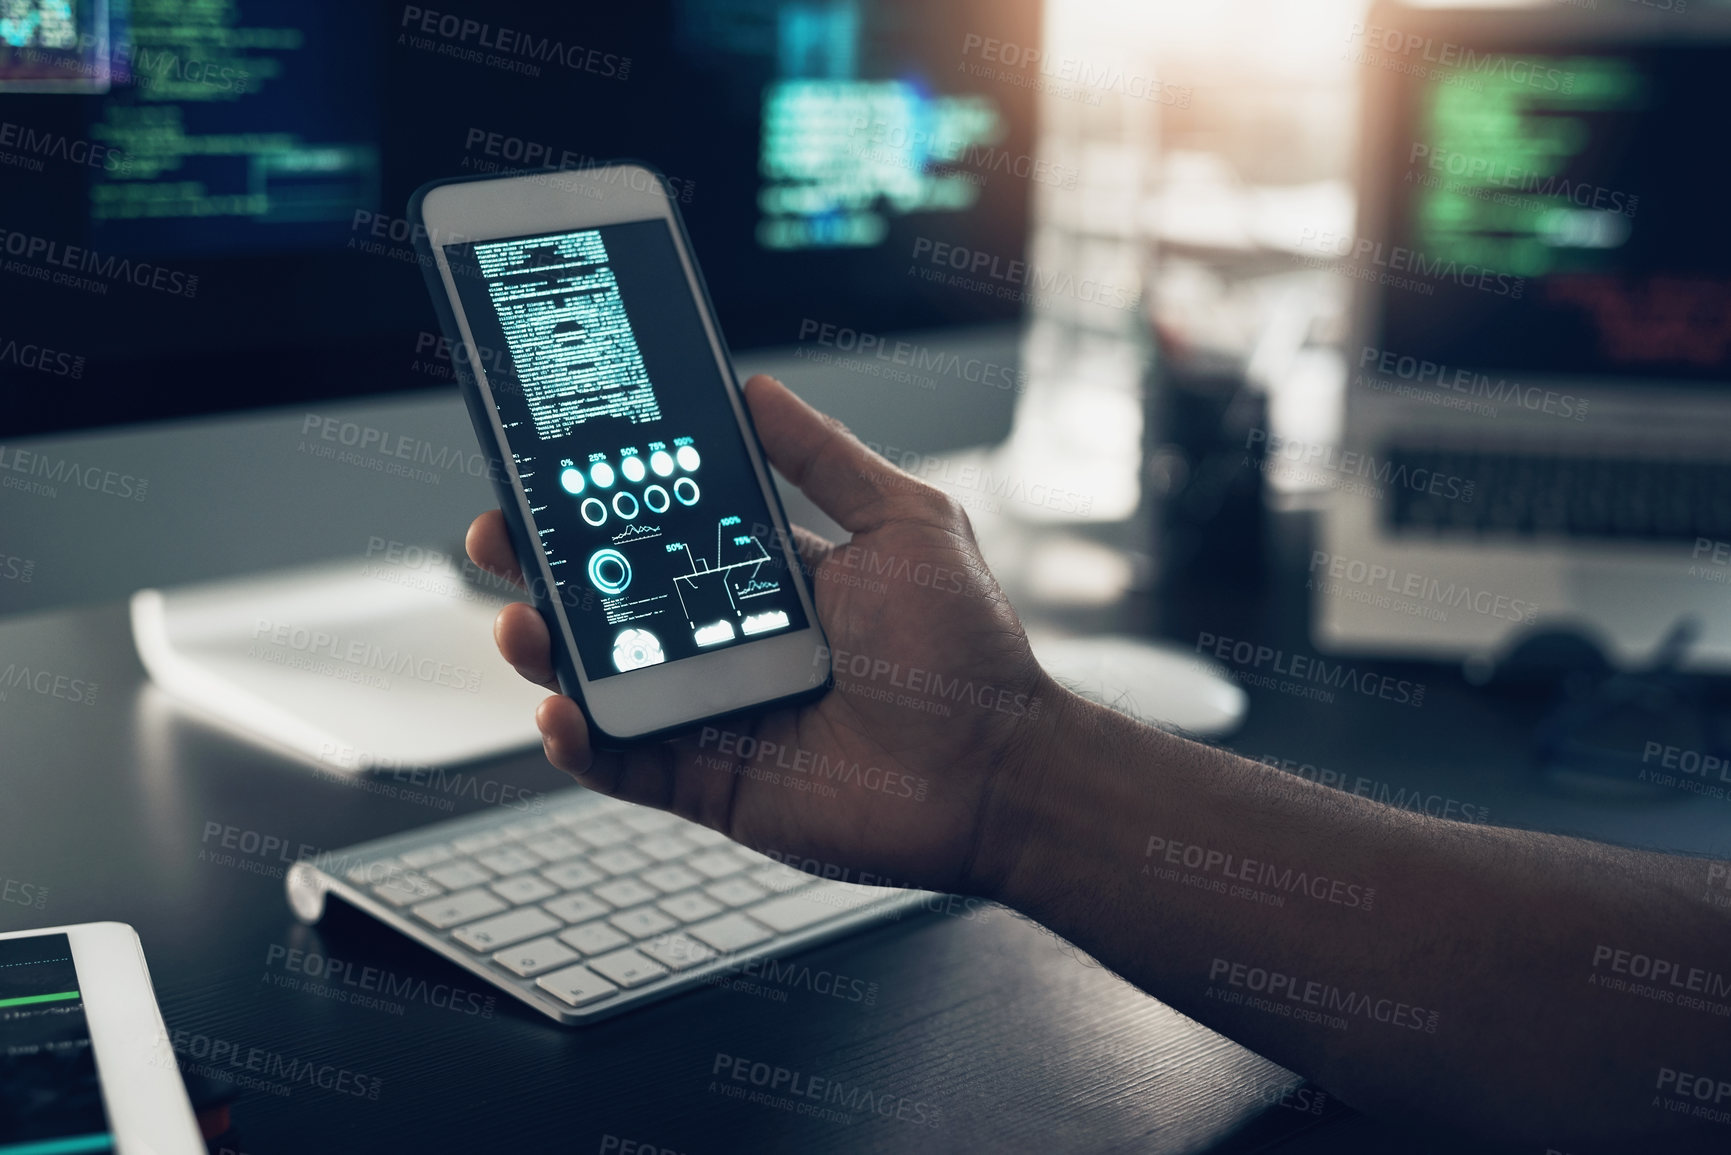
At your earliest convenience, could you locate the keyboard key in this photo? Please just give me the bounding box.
[426,860,493,890]
[476,847,542,875]
[635,834,695,862]
[541,861,604,891]
[504,816,560,837]
[586,947,669,989]
[1383,447,1731,544]
[575,821,633,848]
[750,886,881,933]
[748,864,816,894]
[706,878,769,908]
[609,906,679,938]
[452,907,562,952]
[537,963,619,1007]
[398,844,454,870]
[345,860,392,885]
[683,826,730,847]
[412,888,507,930]
[592,847,651,876]
[622,810,679,834]
[558,921,630,956]
[371,873,442,907]
[593,878,658,908]
[452,830,507,855]
[639,932,718,972]
[493,936,579,978]
[490,874,557,905]
[658,892,724,923]
[642,864,705,894]
[689,850,747,880]
[689,912,773,954]
[523,834,584,862]
[543,892,611,924]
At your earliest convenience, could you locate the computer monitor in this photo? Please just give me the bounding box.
[1317,4,1731,671]
[1353,3,1731,390]
[0,0,1040,438]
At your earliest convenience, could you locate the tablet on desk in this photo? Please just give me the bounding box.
[0,922,203,1155]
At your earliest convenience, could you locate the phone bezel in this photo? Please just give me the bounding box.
[0,921,205,1154]
[412,164,830,745]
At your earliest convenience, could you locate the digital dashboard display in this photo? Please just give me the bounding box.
[445,219,808,682]
[0,934,114,1154]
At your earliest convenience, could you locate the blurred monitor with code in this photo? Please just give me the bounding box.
[1367,17,1731,388]
[0,0,1040,438]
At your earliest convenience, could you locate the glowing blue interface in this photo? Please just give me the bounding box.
[760,79,1004,250]
[473,231,663,439]
[5,0,381,252]
[680,0,1011,251]
[0,0,108,91]
[448,221,808,681]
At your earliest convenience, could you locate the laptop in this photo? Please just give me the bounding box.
[1316,3,1731,672]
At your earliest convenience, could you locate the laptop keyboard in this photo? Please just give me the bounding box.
[287,789,926,1023]
[1387,446,1731,542]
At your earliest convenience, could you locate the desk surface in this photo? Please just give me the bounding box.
[1,599,1344,1155]
[12,584,1725,1153]
[4,379,1726,1154]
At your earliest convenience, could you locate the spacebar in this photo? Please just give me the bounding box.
[748,885,885,933]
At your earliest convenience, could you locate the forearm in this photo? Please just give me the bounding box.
[980,685,1731,1151]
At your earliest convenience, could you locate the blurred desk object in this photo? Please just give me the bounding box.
[1142,153,1358,601]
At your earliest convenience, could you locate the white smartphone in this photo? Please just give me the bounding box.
[0,922,204,1154]
[410,164,830,747]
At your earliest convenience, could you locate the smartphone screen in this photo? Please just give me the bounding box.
[443,220,810,682]
[0,934,114,1153]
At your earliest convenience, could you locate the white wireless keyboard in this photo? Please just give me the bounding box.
[285,788,928,1023]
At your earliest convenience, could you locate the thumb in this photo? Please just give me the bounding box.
[743,374,915,534]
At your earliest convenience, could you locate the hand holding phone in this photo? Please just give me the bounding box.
[471,373,1058,897]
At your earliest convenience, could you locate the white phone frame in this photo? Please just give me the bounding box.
[417,165,829,742]
[0,922,204,1155]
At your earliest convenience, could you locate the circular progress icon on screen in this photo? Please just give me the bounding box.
[612,628,665,673]
[587,549,632,596]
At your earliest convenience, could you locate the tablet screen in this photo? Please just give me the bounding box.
[0,933,113,1154]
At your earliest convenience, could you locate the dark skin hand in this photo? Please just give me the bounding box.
[467,373,1058,895]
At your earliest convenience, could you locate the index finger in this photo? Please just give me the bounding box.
[465,509,525,588]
